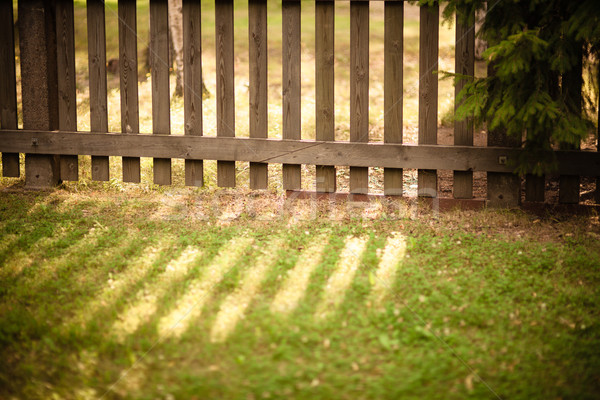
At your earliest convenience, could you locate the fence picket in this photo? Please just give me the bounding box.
[119,0,141,183]
[216,0,236,187]
[87,0,110,181]
[418,3,438,198]
[452,10,474,199]
[249,0,268,189]
[183,0,203,187]
[282,0,301,190]
[0,1,18,178]
[350,1,369,194]
[315,0,336,193]
[56,0,78,181]
[383,0,403,195]
[559,49,583,204]
[150,0,172,185]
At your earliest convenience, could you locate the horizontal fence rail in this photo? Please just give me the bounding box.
[0,0,599,206]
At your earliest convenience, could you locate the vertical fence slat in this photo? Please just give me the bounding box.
[119,0,141,183]
[315,0,335,193]
[183,0,203,187]
[525,174,544,202]
[559,48,583,204]
[350,0,369,194]
[597,63,600,205]
[249,0,268,189]
[383,0,403,196]
[216,0,236,187]
[452,9,474,199]
[0,1,19,177]
[418,3,438,198]
[87,0,110,181]
[486,65,521,206]
[20,0,60,188]
[56,0,78,181]
[150,0,172,185]
[282,0,301,190]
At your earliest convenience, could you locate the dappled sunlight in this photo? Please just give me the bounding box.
[210,238,285,342]
[369,232,406,310]
[315,236,368,319]
[157,236,253,338]
[112,246,203,341]
[62,238,173,330]
[270,235,327,315]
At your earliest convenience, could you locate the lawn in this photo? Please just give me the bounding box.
[2,1,600,399]
[0,188,599,399]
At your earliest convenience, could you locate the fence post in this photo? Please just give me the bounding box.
[19,0,61,189]
[383,0,403,196]
[350,0,369,194]
[417,3,438,198]
[0,2,19,178]
[486,67,520,207]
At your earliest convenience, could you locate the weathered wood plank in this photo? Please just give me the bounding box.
[183,0,203,187]
[249,0,268,189]
[87,0,110,181]
[559,48,583,204]
[7,130,597,176]
[525,174,544,202]
[0,1,19,177]
[19,0,60,188]
[150,0,171,185]
[486,60,521,207]
[315,0,336,192]
[597,63,600,205]
[56,0,78,181]
[418,3,438,197]
[282,0,301,190]
[215,0,236,187]
[119,0,141,183]
[350,1,369,194]
[383,0,403,195]
[453,9,474,199]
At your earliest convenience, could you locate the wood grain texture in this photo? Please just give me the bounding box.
[383,0,403,195]
[87,0,110,181]
[350,1,369,194]
[0,1,19,177]
[183,0,203,187]
[2,130,599,175]
[119,0,141,183]
[453,10,474,199]
[150,0,171,185]
[559,48,583,204]
[525,174,544,202]
[597,64,600,205]
[418,4,438,197]
[249,0,268,189]
[282,0,301,190]
[216,0,235,187]
[486,59,521,206]
[56,0,78,181]
[19,0,61,188]
[315,0,336,192]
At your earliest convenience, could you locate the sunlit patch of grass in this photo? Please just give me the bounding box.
[211,237,285,342]
[112,246,203,341]
[157,236,253,338]
[369,232,407,310]
[270,234,328,315]
[315,236,369,319]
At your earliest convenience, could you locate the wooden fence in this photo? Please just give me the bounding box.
[0,0,599,207]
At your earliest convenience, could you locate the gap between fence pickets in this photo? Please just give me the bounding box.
[1,130,599,176]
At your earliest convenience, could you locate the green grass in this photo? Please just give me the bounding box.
[1,187,599,399]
